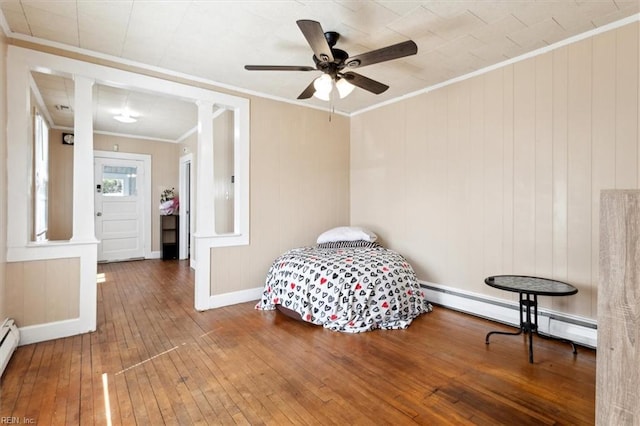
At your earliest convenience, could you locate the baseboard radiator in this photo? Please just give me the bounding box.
[1,318,20,377]
[421,281,597,349]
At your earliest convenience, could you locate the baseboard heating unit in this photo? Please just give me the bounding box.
[420,281,597,348]
[1,318,20,377]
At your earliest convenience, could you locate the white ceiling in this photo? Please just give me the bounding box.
[2,1,639,140]
[31,71,197,142]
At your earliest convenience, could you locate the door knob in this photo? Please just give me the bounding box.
[96,212,102,216]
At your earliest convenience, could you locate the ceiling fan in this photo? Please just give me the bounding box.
[244,20,418,101]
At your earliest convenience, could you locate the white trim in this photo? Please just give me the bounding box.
[94,150,152,260]
[149,251,161,259]
[29,73,54,127]
[18,318,91,346]
[352,13,640,116]
[7,240,97,262]
[194,236,210,310]
[196,101,215,236]
[421,281,597,349]
[71,76,96,242]
[177,126,197,144]
[94,129,177,144]
[209,287,263,309]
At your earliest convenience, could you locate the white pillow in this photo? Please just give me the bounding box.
[316,226,378,244]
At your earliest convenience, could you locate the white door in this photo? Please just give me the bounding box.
[94,158,145,262]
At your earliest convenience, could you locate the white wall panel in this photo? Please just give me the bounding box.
[615,23,639,188]
[350,22,640,321]
[502,66,515,279]
[425,90,449,284]
[534,54,554,284]
[468,77,486,293]
[445,83,471,288]
[591,30,617,318]
[482,69,506,300]
[404,95,430,276]
[566,39,593,317]
[512,59,537,276]
[551,47,569,285]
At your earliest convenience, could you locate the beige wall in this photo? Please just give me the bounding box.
[0,29,7,320]
[213,110,234,234]
[5,258,80,326]
[350,22,639,321]
[48,128,74,240]
[210,98,350,295]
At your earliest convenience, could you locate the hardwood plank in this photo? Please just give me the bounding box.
[1,259,596,424]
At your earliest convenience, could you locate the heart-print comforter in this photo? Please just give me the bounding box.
[255,245,433,332]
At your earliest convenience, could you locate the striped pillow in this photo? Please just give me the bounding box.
[317,240,381,249]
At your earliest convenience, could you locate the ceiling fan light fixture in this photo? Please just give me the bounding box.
[313,74,333,96]
[336,78,355,99]
[313,89,331,101]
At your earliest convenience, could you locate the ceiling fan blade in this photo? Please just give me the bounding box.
[297,80,316,99]
[245,65,316,71]
[297,20,334,63]
[344,40,417,69]
[342,72,389,95]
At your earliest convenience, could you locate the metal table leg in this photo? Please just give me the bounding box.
[521,293,537,363]
[485,292,526,344]
[485,292,537,363]
[486,291,578,363]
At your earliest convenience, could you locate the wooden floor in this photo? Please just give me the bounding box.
[1,260,596,425]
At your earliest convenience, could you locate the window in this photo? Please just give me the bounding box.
[33,110,49,242]
[101,166,137,197]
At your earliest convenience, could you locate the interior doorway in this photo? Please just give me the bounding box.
[179,153,193,266]
[94,151,152,262]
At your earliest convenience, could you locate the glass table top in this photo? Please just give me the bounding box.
[485,275,578,296]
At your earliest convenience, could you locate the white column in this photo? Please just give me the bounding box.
[5,48,31,248]
[194,100,215,310]
[196,100,215,236]
[71,76,97,242]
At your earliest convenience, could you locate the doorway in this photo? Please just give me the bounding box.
[94,151,152,262]
[179,153,193,265]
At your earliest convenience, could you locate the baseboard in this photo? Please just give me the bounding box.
[421,281,597,349]
[18,318,96,346]
[208,287,263,310]
[148,251,161,259]
[205,282,597,348]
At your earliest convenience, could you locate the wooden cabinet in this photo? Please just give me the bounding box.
[161,215,179,260]
[597,190,640,424]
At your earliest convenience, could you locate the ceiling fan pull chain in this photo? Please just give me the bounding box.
[329,82,336,122]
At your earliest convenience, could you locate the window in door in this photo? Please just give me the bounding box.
[102,166,137,197]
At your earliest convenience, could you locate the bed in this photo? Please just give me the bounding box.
[255,227,433,332]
